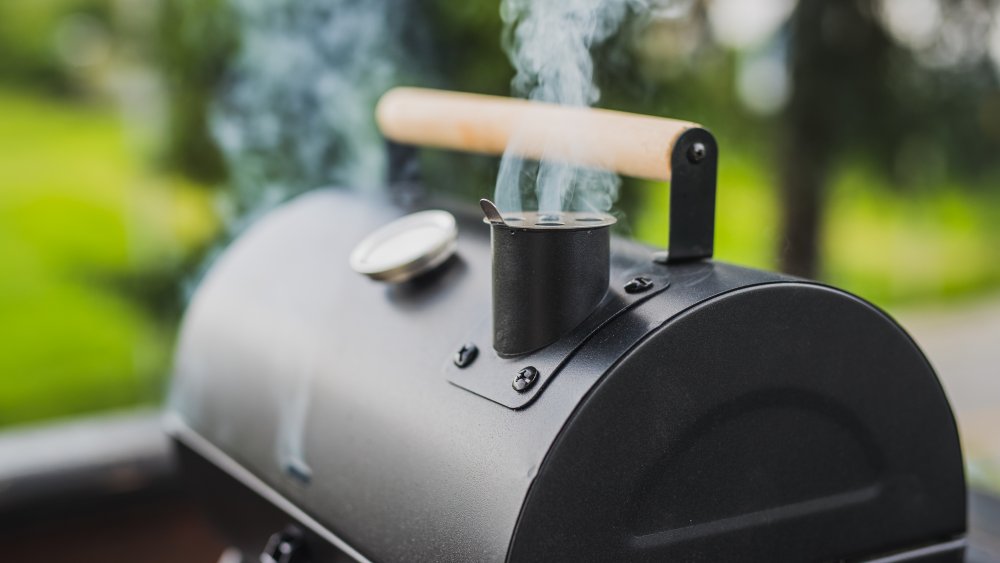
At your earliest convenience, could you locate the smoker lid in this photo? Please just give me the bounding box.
[349,209,457,283]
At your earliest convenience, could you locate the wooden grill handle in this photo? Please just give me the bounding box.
[376,87,700,181]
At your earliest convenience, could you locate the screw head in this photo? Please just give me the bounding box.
[687,142,707,163]
[453,343,479,368]
[512,366,539,392]
[624,276,654,294]
[262,528,307,563]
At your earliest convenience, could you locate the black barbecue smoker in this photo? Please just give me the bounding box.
[167,88,966,562]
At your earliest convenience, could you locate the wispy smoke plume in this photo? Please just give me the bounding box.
[495,0,671,213]
[211,0,420,219]
[202,0,423,480]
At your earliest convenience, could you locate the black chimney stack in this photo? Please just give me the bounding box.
[481,200,615,357]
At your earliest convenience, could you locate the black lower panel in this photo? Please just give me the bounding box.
[174,440,359,563]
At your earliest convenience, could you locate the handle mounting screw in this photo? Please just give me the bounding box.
[624,276,654,294]
[687,142,707,163]
[512,366,539,392]
[454,343,479,368]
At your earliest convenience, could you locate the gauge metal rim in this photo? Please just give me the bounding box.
[349,209,458,283]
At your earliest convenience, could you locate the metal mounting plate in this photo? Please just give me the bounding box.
[444,268,671,409]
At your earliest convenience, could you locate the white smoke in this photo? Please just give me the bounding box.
[495,0,678,213]
[211,0,419,219]
[205,0,423,481]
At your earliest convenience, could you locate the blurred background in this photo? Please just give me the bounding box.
[1,0,999,560]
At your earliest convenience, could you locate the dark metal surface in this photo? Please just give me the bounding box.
[511,366,539,392]
[261,526,309,563]
[444,262,675,409]
[489,216,611,356]
[169,188,967,562]
[864,540,965,562]
[508,284,966,562]
[665,127,718,263]
[172,190,545,562]
[173,431,361,563]
[452,342,478,368]
[624,276,655,293]
[170,189,789,561]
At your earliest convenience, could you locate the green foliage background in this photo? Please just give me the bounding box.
[1,0,999,428]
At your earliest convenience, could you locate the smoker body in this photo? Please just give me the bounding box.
[169,187,965,563]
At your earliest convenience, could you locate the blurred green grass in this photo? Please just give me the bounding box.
[0,87,216,427]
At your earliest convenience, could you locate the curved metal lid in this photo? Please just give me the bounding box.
[349,210,457,283]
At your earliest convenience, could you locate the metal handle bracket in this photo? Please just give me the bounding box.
[661,127,718,263]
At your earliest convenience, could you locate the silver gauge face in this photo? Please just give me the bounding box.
[349,210,458,283]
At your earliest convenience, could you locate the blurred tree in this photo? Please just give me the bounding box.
[779,0,895,277]
[0,0,114,94]
[156,0,235,184]
[424,0,509,95]
[779,0,1000,278]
